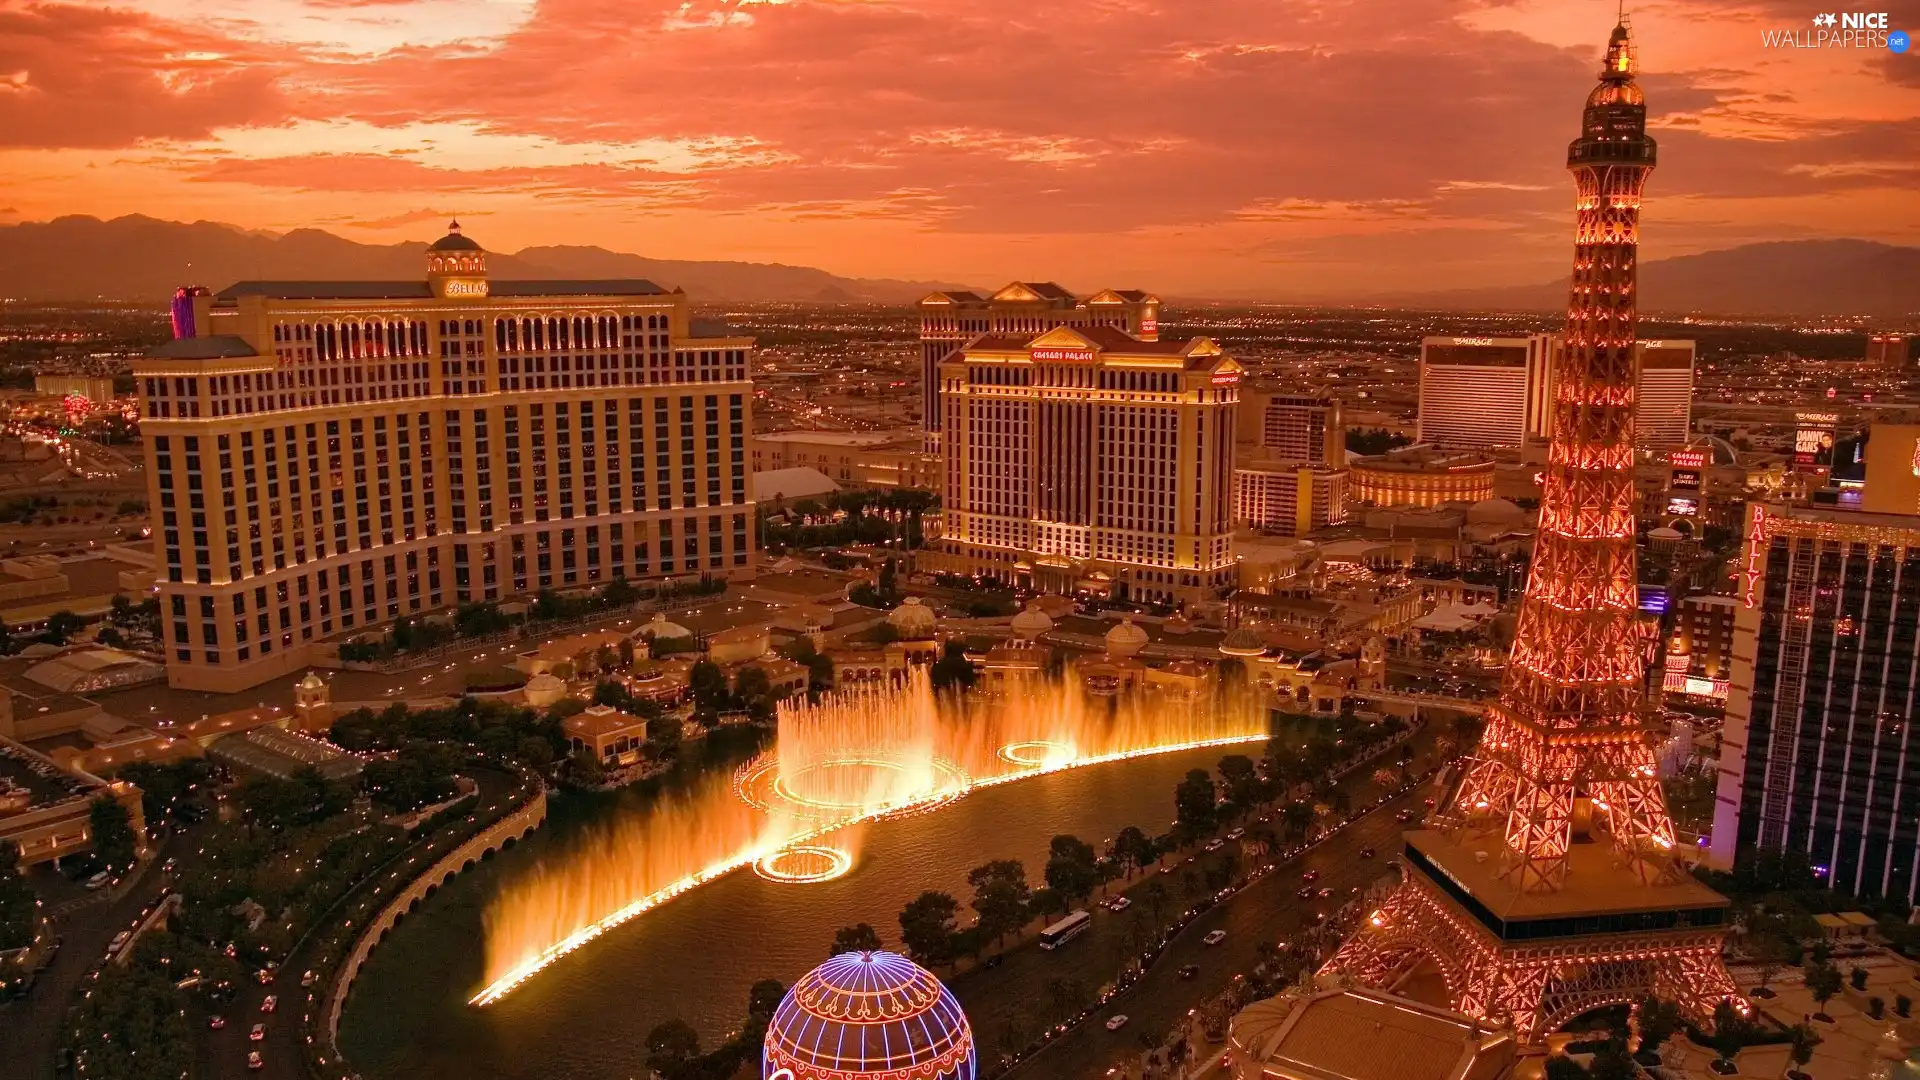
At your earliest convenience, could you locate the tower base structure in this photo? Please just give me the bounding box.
[1324,826,1738,1045]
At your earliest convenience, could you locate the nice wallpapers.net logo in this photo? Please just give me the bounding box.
[1761,11,1910,50]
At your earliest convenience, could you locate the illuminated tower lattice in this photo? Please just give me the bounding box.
[1321,22,1738,1043]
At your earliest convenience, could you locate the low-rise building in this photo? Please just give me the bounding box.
[750,431,938,491]
[563,704,653,767]
[0,735,148,866]
[1350,447,1496,508]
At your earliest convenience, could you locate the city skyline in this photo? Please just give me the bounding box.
[0,0,1915,297]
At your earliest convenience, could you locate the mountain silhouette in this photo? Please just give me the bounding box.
[1382,238,1917,317]
[0,215,973,303]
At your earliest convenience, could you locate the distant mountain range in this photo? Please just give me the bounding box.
[0,215,1912,316]
[1380,239,1918,317]
[0,215,973,304]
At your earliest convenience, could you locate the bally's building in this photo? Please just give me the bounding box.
[932,324,1241,606]
[135,223,755,693]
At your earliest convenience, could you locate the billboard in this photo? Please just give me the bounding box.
[1794,411,1839,471]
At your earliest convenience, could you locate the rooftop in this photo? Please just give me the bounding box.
[1404,826,1728,924]
[146,335,260,360]
[1229,984,1517,1080]
[563,705,651,740]
[215,279,667,300]
[207,725,362,782]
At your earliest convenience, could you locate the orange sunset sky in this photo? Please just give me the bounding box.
[0,0,1915,296]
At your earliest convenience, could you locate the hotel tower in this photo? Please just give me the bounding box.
[136,223,756,693]
[932,324,1241,606]
[1322,24,1737,1041]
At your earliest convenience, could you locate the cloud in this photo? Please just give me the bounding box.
[0,0,1911,292]
[324,207,477,229]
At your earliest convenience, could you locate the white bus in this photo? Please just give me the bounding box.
[1038,910,1093,951]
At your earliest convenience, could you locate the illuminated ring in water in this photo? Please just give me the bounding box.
[998,740,1074,768]
[753,845,853,884]
[734,754,972,822]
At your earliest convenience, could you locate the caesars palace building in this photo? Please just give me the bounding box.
[134,223,755,693]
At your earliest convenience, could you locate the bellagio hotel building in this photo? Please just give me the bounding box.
[932,324,1241,607]
[135,223,755,693]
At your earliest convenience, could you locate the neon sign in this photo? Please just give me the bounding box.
[1030,348,1091,361]
[1450,337,1497,346]
[1741,504,1768,608]
[1668,450,1707,468]
[1211,370,1242,386]
[442,279,489,298]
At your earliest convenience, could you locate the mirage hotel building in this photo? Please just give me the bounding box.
[136,223,754,693]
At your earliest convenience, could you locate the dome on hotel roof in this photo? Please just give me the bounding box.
[640,612,692,640]
[427,220,483,252]
[763,950,976,1080]
[1009,600,1054,640]
[1105,616,1148,659]
[886,596,938,639]
[1219,627,1267,658]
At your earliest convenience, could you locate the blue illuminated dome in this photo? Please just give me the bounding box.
[763,951,976,1080]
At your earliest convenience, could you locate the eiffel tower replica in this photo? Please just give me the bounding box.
[1321,20,1738,1043]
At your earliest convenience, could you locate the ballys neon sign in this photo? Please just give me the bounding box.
[1741,504,1769,609]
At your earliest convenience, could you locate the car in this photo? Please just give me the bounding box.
[247,1051,264,1071]
[1423,798,1436,809]
[1203,929,1228,946]
[1204,839,1225,852]
[208,1015,227,1031]
[1227,828,1245,840]
[1297,886,1316,900]
[1301,870,1319,883]
[1178,964,1200,981]
[1359,847,1375,859]
[161,858,177,874]
[109,931,131,953]
[1106,1014,1130,1031]
[84,871,110,891]
[1108,896,1131,912]
[254,968,275,985]
[300,970,317,988]
[249,1023,266,1042]
[1317,888,1333,899]
[260,995,277,1013]
[981,954,1003,969]
[1394,810,1415,823]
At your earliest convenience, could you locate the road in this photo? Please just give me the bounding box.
[1013,779,1439,1079]
[0,823,201,1080]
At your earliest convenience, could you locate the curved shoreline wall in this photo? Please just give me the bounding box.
[324,787,549,1043]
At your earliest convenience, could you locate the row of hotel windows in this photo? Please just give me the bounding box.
[264,315,680,357]
[921,314,1137,336]
[146,348,745,418]
[164,515,751,665]
[152,395,746,583]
